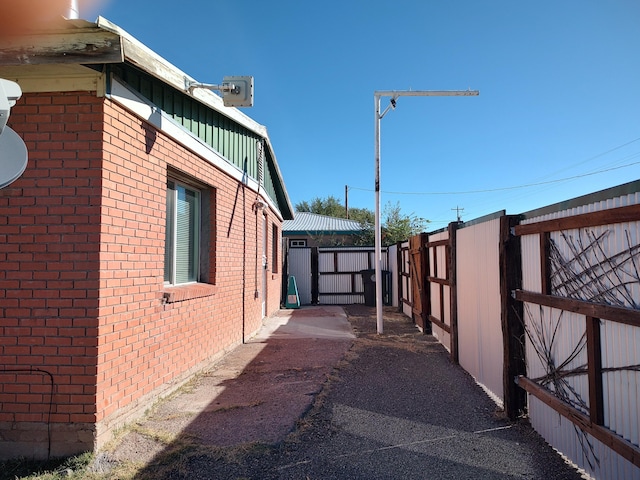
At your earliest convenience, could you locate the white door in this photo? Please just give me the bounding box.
[287,247,312,305]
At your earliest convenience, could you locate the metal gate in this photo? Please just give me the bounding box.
[425,225,457,359]
[286,246,389,305]
[403,226,458,343]
[409,234,429,332]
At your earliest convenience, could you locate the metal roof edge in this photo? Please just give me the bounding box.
[458,210,506,228]
[521,179,640,220]
[290,211,363,223]
[283,212,364,232]
[283,230,362,235]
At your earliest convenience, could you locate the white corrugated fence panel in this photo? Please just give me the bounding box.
[321,294,364,304]
[602,319,640,446]
[521,234,542,292]
[523,305,590,412]
[288,246,395,306]
[318,273,362,305]
[520,191,640,480]
[388,244,399,307]
[436,244,447,278]
[443,284,451,325]
[456,217,504,403]
[337,251,370,272]
[429,280,444,344]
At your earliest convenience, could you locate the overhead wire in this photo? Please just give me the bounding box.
[448,150,640,222]
[348,136,640,227]
[530,136,640,181]
[349,157,640,196]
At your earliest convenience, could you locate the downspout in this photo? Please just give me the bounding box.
[242,170,247,343]
[254,203,260,299]
[253,138,266,306]
[241,158,248,344]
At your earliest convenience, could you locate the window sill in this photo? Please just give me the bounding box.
[163,283,217,304]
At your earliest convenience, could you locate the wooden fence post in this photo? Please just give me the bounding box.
[586,316,604,425]
[311,247,319,304]
[448,222,459,364]
[421,233,432,334]
[396,241,403,311]
[500,215,526,419]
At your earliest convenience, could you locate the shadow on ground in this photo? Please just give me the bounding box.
[93,305,584,480]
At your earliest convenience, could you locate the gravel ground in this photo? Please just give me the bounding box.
[118,305,585,480]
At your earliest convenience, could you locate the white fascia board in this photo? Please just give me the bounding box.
[109,78,283,221]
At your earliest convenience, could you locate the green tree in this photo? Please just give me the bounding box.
[295,195,345,218]
[295,196,428,246]
[381,201,429,245]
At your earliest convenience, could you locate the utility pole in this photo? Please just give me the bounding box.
[374,89,478,334]
[345,185,349,219]
[452,206,464,222]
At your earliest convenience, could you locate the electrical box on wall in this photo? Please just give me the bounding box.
[222,76,253,107]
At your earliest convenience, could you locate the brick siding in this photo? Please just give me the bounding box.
[0,92,283,458]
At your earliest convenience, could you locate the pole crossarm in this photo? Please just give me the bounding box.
[373,88,478,334]
[375,89,479,98]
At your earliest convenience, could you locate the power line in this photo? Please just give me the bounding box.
[532,136,640,181]
[349,158,640,196]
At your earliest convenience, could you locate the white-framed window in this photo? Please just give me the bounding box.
[290,239,307,247]
[164,180,201,285]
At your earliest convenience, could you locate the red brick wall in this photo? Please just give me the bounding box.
[0,92,103,457]
[0,92,284,458]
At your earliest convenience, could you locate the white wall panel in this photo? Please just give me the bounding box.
[388,244,399,307]
[288,247,312,305]
[456,217,504,402]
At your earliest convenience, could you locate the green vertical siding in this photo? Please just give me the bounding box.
[115,66,258,175]
[112,65,287,215]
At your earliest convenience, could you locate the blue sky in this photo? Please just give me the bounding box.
[84,0,640,229]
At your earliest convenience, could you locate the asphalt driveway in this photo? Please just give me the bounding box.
[98,305,585,480]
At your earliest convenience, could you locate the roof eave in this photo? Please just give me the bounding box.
[0,18,124,66]
[0,16,294,219]
[95,16,294,219]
